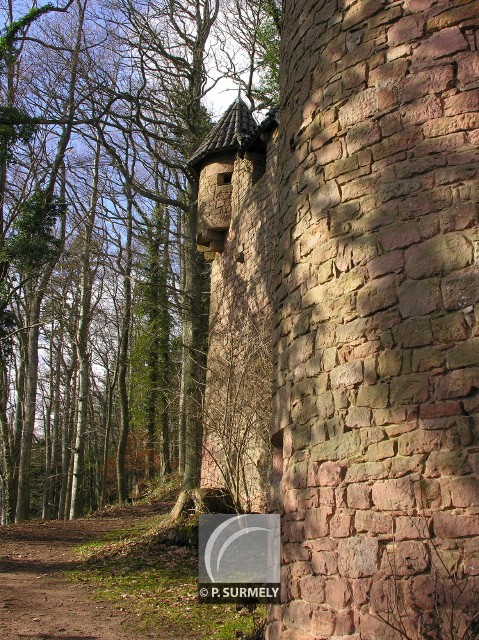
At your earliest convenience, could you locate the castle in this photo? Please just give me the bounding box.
[191,0,479,637]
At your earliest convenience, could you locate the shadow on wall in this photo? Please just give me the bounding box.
[273,0,479,638]
[201,141,280,513]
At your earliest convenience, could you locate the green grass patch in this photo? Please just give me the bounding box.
[67,518,265,640]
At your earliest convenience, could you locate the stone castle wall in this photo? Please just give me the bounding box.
[270,0,479,638]
[197,154,235,235]
[200,129,279,512]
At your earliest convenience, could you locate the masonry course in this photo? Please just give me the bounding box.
[269,0,479,637]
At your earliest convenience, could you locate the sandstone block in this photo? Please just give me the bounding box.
[334,608,355,636]
[390,373,429,405]
[372,127,423,161]
[342,175,378,201]
[299,575,325,604]
[440,202,478,231]
[318,461,345,487]
[343,61,368,90]
[346,121,382,155]
[283,542,311,564]
[442,271,479,310]
[378,349,402,378]
[388,15,425,46]
[336,317,371,344]
[311,430,361,463]
[325,578,351,609]
[326,154,360,180]
[291,421,312,450]
[398,429,442,456]
[380,111,403,137]
[355,510,393,534]
[414,27,468,62]
[402,95,443,126]
[389,455,426,478]
[304,507,331,539]
[428,3,479,31]
[330,360,363,388]
[273,382,292,431]
[405,234,473,279]
[424,113,479,138]
[311,608,335,636]
[368,250,403,279]
[444,477,479,508]
[372,477,416,510]
[283,600,312,632]
[445,90,479,117]
[425,449,473,477]
[284,520,305,543]
[379,221,420,251]
[316,141,342,165]
[393,317,432,348]
[360,613,400,639]
[345,406,372,428]
[346,461,391,483]
[356,383,390,408]
[447,339,479,369]
[330,512,353,538]
[381,541,429,575]
[310,180,341,212]
[458,52,479,86]
[395,516,430,540]
[368,439,395,460]
[357,275,397,317]
[265,621,285,640]
[339,88,383,127]
[347,483,371,509]
[399,279,440,318]
[311,549,338,576]
[434,368,479,399]
[412,346,446,372]
[289,334,315,369]
[400,65,455,102]
[316,391,335,421]
[431,313,469,343]
[343,0,383,30]
[419,400,462,418]
[369,59,409,88]
[434,513,479,538]
[337,537,379,578]
[415,131,468,155]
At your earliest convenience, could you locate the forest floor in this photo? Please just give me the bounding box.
[0,490,262,640]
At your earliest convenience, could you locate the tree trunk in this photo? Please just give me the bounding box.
[15,295,42,522]
[69,137,100,519]
[58,348,77,520]
[0,363,13,523]
[117,189,133,505]
[182,181,209,491]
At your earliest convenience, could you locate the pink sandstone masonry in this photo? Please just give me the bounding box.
[270,0,479,638]
[200,129,279,512]
[197,153,235,237]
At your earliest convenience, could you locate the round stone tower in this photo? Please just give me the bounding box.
[271,1,479,639]
[189,98,257,254]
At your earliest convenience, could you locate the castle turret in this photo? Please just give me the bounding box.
[189,98,256,254]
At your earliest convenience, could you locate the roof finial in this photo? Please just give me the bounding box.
[237,84,241,101]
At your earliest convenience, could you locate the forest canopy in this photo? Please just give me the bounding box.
[0,0,280,523]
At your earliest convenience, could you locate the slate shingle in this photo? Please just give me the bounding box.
[189,98,257,168]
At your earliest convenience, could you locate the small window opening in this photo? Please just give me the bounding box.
[217,172,232,186]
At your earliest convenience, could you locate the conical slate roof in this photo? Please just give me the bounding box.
[189,98,257,169]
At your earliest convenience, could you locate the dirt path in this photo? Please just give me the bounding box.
[0,504,165,640]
